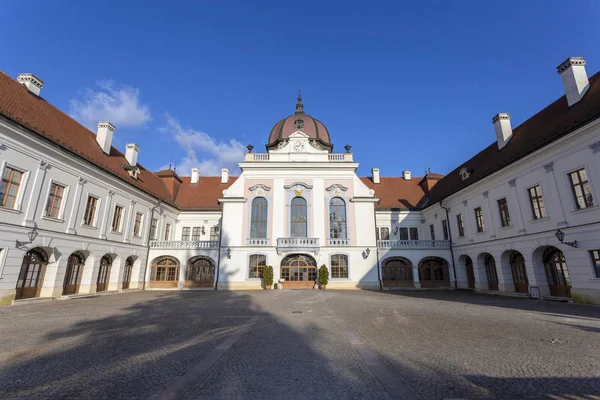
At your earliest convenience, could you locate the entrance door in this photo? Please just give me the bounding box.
[15,249,48,300]
[97,255,112,292]
[510,252,529,294]
[544,248,571,297]
[382,257,413,287]
[122,257,133,290]
[281,254,316,289]
[63,252,85,295]
[484,254,499,291]
[185,256,215,288]
[465,257,475,289]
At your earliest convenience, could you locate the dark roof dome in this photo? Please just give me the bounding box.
[267,93,332,150]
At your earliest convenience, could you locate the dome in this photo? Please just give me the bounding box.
[266,94,332,150]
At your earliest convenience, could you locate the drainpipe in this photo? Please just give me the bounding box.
[142,199,161,290]
[214,217,223,291]
[373,207,383,290]
[439,201,458,290]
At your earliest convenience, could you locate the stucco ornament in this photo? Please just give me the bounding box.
[295,189,303,197]
[292,140,305,152]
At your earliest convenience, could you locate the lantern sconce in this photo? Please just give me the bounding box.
[393,226,399,236]
[555,229,577,248]
[226,247,232,259]
[362,248,370,259]
[201,226,206,235]
[16,227,39,250]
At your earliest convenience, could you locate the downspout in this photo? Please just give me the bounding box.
[439,201,458,289]
[373,207,383,290]
[142,199,161,290]
[214,214,223,291]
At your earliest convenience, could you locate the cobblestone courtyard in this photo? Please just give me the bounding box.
[1,290,599,399]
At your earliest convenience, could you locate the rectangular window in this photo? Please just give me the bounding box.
[83,195,98,226]
[429,224,435,240]
[375,228,380,241]
[331,254,349,278]
[133,212,143,237]
[192,227,201,241]
[399,227,409,240]
[409,227,419,240]
[528,185,546,219]
[497,198,511,227]
[442,220,449,240]
[590,250,600,278]
[164,223,171,240]
[249,254,267,278]
[181,227,190,241]
[112,205,124,232]
[44,183,65,219]
[0,166,23,209]
[380,227,390,240]
[150,218,158,240]
[569,168,594,209]
[210,226,219,241]
[456,214,465,237]
[474,207,484,232]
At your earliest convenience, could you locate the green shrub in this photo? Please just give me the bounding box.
[263,265,274,288]
[572,294,593,305]
[318,264,329,286]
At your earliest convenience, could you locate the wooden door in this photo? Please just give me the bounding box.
[122,262,132,290]
[281,256,316,289]
[185,257,215,288]
[97,256,112,292]
[544,248,571,297]
[510,252,529,294]
[466,257,475,289]
[382,258,413,287]
[15,249,48,300]
[63,252,85,295]
[484,255,499,291]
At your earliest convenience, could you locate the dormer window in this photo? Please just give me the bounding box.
[459,167,471,181]
[123,165,140,179]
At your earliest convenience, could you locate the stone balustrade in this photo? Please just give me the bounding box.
[149,240,220,249]
[377,239,451,249]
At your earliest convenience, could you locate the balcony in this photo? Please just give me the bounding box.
[377,240,451,250]
[246,238,270,246]
[327,238,350,246]
[149,240,220,249]
[244,152,353,162]
[276,237,320,254]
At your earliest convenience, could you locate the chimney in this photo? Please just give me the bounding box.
[557,57,589,107]
[96,122,115,155]
[125,143,139,166]
[221,168,229,184]
[492,113,512,150]
[372,168,380,184]
[403,170,411,181]
[17,73,43,96]
[191,168,200,184]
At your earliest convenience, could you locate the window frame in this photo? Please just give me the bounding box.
[250,197,268,239]
[133,212,143,237]
[429,224,435,240]
[191,227,201,241]
[568,168,594,209]
[456,214,465,237]
[0,165,24,209]
[149,218,158,240]
[111,205,124,233]
[497,197,511,227]
[330,254,349,279]
[164,223,171,240]
[210,226,219,241]
[590,250,600,278]
[399,227,409,240]
[409,227,419,240]
[44,181,66,220]
[474,207,485,233]
[442,219,449,240]
[248,253,267,279]
[181,226,191,241]
[329,197,347,239]
[82,194,100,226]
[379,227,390,240]
[527,185,546,220]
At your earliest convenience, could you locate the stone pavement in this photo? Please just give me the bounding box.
[0,290,599,399]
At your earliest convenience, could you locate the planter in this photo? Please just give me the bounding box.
[319,285,327,290]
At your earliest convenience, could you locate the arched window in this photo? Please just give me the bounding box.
[151,256,180,288]
[16,248,48,300]
[123,256,134,289]
[63,251,86,295]
[290,197,307,238]
[330,254,348,278]
[329,198,347,239]
[97,255,112,292]
[249,254,267,278]
[251,197,268,239]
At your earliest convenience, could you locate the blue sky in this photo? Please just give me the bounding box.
[1,1,599,177]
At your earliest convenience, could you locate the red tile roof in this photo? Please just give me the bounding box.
[175,176,238,210]
[0,71,175,205]
[427,70,600,207]
[361,176,432,210]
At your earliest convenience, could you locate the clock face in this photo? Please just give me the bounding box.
[293,141,305,152]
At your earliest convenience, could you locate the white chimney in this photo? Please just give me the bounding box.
[492,113,512,150]
[17,73,43,96]
[557,57,589,107]
[125,143,139,166]
[96,122,115,155]
[372,168,380,184]
[221,168,229,184]
[403,170,411,180]
[191,168,200,184]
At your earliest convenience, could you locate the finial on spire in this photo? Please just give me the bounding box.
[294,90,305,115]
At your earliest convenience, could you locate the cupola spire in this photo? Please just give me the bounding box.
[294,90,305,115]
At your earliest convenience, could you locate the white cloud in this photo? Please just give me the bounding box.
[163,113,245,176]
[69,81,151,129]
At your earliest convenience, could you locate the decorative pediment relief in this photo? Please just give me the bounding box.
[326,184,348,196]
[248,184,272,192]
[284,182,313,197]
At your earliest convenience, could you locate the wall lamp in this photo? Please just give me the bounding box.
[555,229,577,248]
[16,227,39,250]
[393,226,398,236]
[362,248,370,259]
[226,247,232,259]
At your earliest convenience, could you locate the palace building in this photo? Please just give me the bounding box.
[1,56,600,305]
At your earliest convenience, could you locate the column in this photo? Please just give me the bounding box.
[108,256,124,291]
[544,162,568,226]
[23,160,50,227]
[508,179,526,234]
[463,200,474,242]
[66,177,86,234]
[482,191,496,238]
[412,264,420,289]
[99,190,114,239]
[142,206,153,245]
[122,200,135,244]
[40,251,67,298]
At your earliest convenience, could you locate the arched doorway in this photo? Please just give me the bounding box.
[509,251,529,294]
[97,255,112,292]
[465,256,475,289]
[185,256,215,288]
[150,256,180,288]
[63,251,86,295]
[418,257,450,288]
[122,256,133,290]
[543,247,571,297]
[15,248,48,300]
[382,257,413,287]
[483,254,499,291]
[281,254,316,289]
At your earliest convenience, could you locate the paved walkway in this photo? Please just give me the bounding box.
[0,290,599,399]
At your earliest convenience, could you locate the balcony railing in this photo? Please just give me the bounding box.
[328,238,350,246]
[377,240,451,249]
[246,238,270,246]
[149,240,220,249]
[276,237,320,253]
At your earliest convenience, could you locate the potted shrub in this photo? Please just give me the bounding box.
[262,265,274,289]
[318,264,329,289]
